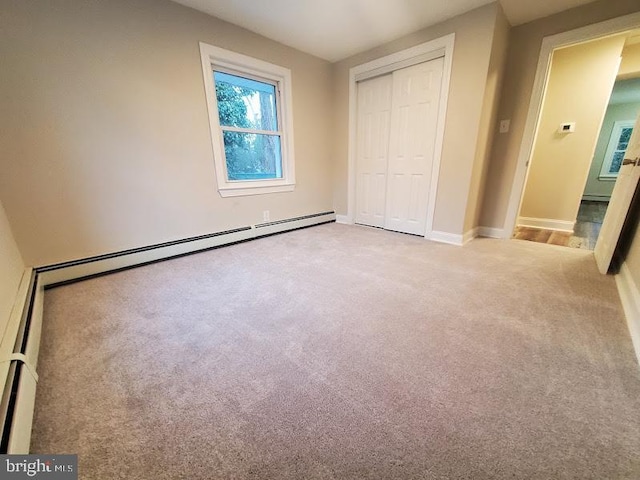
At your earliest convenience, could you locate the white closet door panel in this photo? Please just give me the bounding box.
[408,174,423,222]
[387,173,407,221]
[355,74,393,228]
[385,58,444,235]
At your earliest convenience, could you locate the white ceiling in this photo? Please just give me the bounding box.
[172,0,599,62]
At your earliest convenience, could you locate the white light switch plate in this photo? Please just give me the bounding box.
[499,119,510,134]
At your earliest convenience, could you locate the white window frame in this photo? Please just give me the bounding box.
[599,120,634,180]
[199,42,295,197]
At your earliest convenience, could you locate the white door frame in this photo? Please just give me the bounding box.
[344,33,455,240]
[502,11,640,239]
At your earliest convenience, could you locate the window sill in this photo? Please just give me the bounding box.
[218,183,295,197]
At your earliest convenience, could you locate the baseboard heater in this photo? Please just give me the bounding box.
[0,211,335,452]
[0,270,43,453]
[36,211,335,287]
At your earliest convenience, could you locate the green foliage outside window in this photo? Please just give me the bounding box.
[214,74,282,180]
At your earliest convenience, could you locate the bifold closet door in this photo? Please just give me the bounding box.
[355,57,444,235]
[355,74,393,228]
[384,57,444,236]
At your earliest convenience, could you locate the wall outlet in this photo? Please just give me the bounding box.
[263,210,270,222]
[499,119,510,134]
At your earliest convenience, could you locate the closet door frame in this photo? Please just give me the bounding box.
[344,33,455,240]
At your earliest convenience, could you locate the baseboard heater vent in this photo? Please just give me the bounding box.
[36,211,335,288]
[0,271,42,454]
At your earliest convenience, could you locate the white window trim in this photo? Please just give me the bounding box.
[199,42,295,197]
[599,120,634,180]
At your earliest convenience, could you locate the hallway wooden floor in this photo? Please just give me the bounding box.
[513,200,608,250]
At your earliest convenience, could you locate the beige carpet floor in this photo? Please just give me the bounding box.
[31,223,640,479]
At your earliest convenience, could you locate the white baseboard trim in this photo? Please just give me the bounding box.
[335,214,351,224]
[478,226,506,239]
[428,230,464,246]
[462,227,479,245]
[37,211,336,287]
[429,228,479,246]
[616,262,640,367]
[582,195,610,202]
[517,216,574,233]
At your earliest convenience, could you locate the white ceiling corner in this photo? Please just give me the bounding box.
[173,0,602,62]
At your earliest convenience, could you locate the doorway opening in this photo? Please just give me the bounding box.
[512,29,640,251]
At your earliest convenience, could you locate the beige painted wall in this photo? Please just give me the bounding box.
[619,42,640,79]
[519,35,626,224]
[0,200,25,347]
[479,0,640,230]
[625,227,640,289]
[0,0,333,266]
[464,5,510,232]
[332,3,500,236]
[584,101,640,199]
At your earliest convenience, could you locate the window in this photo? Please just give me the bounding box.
[214,71,282,181]
[599,120,634,180]
[199,43,295,197]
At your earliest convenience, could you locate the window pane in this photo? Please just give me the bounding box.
[222,131,282,180]
[618,127,633,149]
[610,151,624,174]
[214,71,278,131]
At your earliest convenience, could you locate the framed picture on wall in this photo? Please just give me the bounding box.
[599,120,634,179]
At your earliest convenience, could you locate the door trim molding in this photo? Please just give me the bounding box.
[502,11,640,239]
[346,33,455,240]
